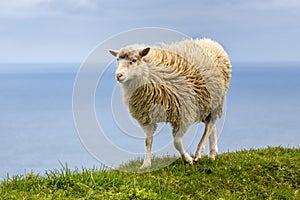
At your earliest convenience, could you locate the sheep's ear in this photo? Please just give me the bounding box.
[109,49,118,57]
[139,47,150,57]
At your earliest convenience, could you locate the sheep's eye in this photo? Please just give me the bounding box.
[129,58,137,65]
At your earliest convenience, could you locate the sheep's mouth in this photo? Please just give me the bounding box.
[116,76,127,82]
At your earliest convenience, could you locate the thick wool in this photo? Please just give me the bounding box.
[128,48,214,127]
[126,39,231,128]
[162,39,231,118]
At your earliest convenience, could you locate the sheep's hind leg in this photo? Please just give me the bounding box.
[140,123,157,169]
[208,124,217,159]
[194,121,213,161]
[173,125,193,164]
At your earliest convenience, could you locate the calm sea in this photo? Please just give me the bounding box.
[0,62,300,179]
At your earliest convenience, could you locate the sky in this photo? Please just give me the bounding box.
[0,0,299,63]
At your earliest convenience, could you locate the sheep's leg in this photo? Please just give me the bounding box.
[208,124,217,159]
[173,125,193,164]
[194,121,213,161]
[140,123,157,169]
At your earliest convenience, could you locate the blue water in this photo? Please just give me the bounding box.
[0,62,300,180]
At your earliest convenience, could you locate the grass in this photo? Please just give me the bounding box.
[0,146,300,199]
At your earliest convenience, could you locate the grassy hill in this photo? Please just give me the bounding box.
[1,146,299,199]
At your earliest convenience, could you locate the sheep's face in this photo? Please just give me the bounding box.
[109,47,150,83]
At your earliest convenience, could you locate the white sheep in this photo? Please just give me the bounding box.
[109,38,231,168]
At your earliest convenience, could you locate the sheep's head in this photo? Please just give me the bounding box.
[109,46,150,83]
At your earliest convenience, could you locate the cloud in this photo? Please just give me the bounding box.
[1,0,299,19]
[0,0,299,62]
[0,0,99,18]
[201,0,300,8]
[250,0,300,9]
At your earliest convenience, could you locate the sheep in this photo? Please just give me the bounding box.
[109,38,231,169]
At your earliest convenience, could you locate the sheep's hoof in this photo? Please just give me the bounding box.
[208,150,217,160]
[183,154,193,165]
[139,162,151,169]
[208,154,216,160]
[193,155,201,162]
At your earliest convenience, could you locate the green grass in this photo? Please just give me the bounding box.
[1,146,300,199]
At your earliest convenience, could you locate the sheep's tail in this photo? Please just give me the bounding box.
[195,38,232,91]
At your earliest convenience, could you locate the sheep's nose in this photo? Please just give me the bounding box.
[116,73,123,81]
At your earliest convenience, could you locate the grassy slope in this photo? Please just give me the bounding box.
[0,147,300,199]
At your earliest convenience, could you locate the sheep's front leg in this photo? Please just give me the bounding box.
[173,125,193,164]
[140,123,157,169]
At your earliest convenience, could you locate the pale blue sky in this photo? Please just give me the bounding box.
[0,0,299,63]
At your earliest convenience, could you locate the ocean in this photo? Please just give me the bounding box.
[0,62,300,179]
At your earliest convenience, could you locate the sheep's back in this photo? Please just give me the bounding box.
[163,39,231,91]
[195,39,232,91]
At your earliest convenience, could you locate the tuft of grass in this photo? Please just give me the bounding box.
[1,146,300,199]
